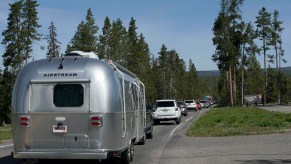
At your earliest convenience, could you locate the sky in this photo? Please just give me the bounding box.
[0,0,290,71]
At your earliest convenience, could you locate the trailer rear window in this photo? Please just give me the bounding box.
[53,84,84,107]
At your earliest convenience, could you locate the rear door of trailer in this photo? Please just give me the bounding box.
[28,79,93,150]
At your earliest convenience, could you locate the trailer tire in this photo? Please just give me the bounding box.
[154,120,159,125]
[146,130,153,139]
[130,142,134,161]
[138,136,146,145]
[121,149,131,164]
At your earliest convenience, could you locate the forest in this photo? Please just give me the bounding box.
[0,0,290,124]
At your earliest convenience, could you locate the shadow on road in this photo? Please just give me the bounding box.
[235,159,291,164]
[0,155,22,164]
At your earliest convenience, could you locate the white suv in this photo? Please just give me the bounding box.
[153,99,182,125]
[184,100,197,111]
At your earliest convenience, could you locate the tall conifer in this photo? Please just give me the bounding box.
[45,21,61,58]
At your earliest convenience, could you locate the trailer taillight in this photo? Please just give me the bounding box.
[20,116,30,127]
[91,115,102,127]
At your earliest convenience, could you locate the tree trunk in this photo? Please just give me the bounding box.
[263,38,267,106]
[241,46,245,106]
[229,66,233,106]
[275,45,281,105]
[233,67,236,106]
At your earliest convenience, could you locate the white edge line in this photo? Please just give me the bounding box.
[0,144,13,148]
[169,123,183,136]
[185,116,193,122]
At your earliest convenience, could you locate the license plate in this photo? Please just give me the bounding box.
[162,109,168,112]
[53,125,67,133]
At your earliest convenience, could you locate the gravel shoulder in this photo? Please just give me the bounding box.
[259,105,291,113]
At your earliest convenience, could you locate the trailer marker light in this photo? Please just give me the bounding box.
[20,116,29,121]
[20,116,30,127]
[91,115,102,127]
[91,116,101,120]
[91,122,101,126]
[20,122,29,127]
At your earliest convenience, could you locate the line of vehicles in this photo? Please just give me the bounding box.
[147,99,212,125]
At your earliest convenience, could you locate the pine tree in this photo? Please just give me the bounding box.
[157,44,168,99]
[22,0,42,64]
[175,58,186,100]
[44,21,61,58]
[127,17,139,72]
[66,8,98,53]
[255,7,272,105]
[240,22,261,105]
[186,59,198,99]
[97,16,111,59]
[244,54,264,95]
[151,55,160,101]
[2,1,24,71]
[270,10,284,104]
[110,18,128,65]
[212,0,244,106]
[1,1,24,125]
[136,33,154,104]
[0,68,14,124]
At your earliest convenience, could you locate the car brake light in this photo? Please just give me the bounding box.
[175,107,178,111]
[20,116,30,127]
[91,115,102,127]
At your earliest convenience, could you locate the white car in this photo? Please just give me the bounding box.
[200,100,209,108]
[153,99,182,125]
[184,100,197,111]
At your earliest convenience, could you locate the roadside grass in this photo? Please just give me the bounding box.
[0,124,12,143]
[187,107,291,137]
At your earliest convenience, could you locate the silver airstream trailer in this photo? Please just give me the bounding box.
[11,51,146,163]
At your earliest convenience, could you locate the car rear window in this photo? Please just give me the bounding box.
[53,84,84,107]
[185,100,194,103]
[156,101,175,107]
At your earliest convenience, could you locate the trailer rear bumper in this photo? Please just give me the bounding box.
[13,150,108,159]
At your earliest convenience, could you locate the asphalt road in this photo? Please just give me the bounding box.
[1,106,291,164]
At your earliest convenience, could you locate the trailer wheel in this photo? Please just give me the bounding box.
[121,149,131,164]
[129,142,134,161]
[138,136,146,145]
[154,120,159,125]
[146,126,153,139]
[121,141,134,164]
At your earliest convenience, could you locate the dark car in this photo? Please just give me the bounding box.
[178,101,188,116]
[145,106,154,139]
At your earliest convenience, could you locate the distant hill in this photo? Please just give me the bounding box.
[197,70,220,77]
[197,66,291,77]
[281,67,291,77]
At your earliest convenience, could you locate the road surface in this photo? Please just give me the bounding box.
[1,106,291,164]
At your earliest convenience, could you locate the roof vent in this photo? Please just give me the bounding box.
[66,51,99,59]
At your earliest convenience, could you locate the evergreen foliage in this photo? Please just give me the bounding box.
[21,0,42,63]
[44,21,61,58]
[1,0,41,124]
[97,16,111,59]
[66,8,98,53]
[2,1,24,71]
[255,7,272,105]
